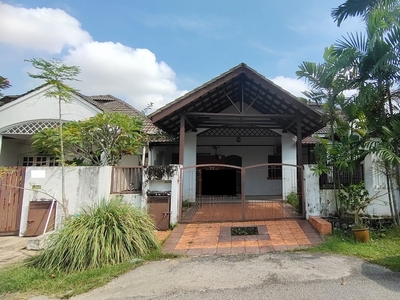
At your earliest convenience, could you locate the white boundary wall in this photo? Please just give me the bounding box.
[304,164,397,220]
[20,166,182,236]
[142,165,181,225]
[19,166,142,236]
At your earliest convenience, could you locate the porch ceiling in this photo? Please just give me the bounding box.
[149,63,324,139]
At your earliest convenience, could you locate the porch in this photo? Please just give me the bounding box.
[162,219,323,256]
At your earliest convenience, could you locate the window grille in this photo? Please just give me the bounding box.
[22,156,59,166]
[319,165,364,189]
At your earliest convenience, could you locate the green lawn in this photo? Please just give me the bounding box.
[0,248,178,299]
[306,227,400,272]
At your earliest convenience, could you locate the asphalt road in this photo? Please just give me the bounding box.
[72,252,400,300]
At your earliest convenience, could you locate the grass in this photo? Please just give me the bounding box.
[27,198,159,272]
[306,227,400,272]
[0,248,178,299]
[0,198,179,299]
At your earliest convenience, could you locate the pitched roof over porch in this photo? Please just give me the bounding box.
[149,63,325,165]
[149,63,324,138]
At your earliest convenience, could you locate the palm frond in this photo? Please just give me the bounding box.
[332,0,379,26]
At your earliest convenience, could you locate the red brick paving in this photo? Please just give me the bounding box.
[162,220,322,256]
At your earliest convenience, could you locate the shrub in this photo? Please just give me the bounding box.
[26,198,159,272]
[286,191,299,211]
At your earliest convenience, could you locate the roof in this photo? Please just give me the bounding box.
[149,63,325,138]
[301,136,319,144]
[0,85,158,135]
[78,94,159,134]
[0,84,48,107]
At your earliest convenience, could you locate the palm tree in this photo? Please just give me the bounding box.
[332,0,400,26]
[332,0,400,224]
[297,46,350,212]
[0,76,11,97]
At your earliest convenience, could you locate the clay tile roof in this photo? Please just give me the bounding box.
[301,136,319,144]
[80,94,160,135]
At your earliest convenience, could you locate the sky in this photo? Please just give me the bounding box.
[0,0,364,111]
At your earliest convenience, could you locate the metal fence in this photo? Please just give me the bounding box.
[319,165,364,189]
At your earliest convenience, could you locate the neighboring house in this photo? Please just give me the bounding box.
[0,84,157,167]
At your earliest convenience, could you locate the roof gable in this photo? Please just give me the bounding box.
[1,85,158,135]
[149,63,324,138]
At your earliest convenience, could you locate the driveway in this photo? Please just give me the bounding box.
[0,236,33,269]
[73,252,400,300]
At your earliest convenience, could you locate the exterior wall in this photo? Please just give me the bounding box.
[0,85,100,132]
[19,166,138,236]
[304,165,336,219]
[196,141,282,195]
[142,165,180,225]
[0,139,33,166]
[19,165,183,236]
[363,154,395,216]
[117,155,140,167]
[281,133,297,198]
[304,163,396,220]
[0,85,101,167]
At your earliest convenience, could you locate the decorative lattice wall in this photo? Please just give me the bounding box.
[2,121,59,134]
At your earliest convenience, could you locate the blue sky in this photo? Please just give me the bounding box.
[0,0,363,111]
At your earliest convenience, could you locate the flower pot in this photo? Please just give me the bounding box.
[353,228,370,242]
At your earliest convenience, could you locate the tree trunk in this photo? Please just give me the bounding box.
[385,163,396,225]
[59,97,69,218]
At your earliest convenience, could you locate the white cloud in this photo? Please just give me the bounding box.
[64,41,187,110]
[271,76,310,98]
[0,2,186,111]
[0,2,92,53]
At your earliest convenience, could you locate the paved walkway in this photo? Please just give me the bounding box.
[162,219,322,256]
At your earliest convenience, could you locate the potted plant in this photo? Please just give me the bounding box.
[338,182,376,242]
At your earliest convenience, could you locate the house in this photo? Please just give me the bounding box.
[0,84,157,167]
[147,63,326,222]
[1,63,396,237]
[0,84,159,236]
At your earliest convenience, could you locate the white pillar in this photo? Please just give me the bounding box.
[281,133,297,198]
[304,165,320,219]
[182,131,197,202]
[0,134,2,157]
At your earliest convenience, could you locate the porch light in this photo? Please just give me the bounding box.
[236,136,241,143]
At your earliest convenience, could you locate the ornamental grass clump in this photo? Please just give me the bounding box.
[26,198,159,273]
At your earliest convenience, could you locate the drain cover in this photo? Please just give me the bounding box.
[231,226,258,236]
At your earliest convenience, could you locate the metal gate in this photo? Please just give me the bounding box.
[0,167,26,236]
[180,163,303,222]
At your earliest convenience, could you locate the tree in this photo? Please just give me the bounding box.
[32,112,145,166]
[26,58,80,218]
[296,46,351,212]
[0,76,11,97]
[332,0,400,26]
[332,0,400,225]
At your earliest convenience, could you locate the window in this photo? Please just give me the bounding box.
[319,165,364,189]
[22,156,59,166]
[268,155,282,179]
